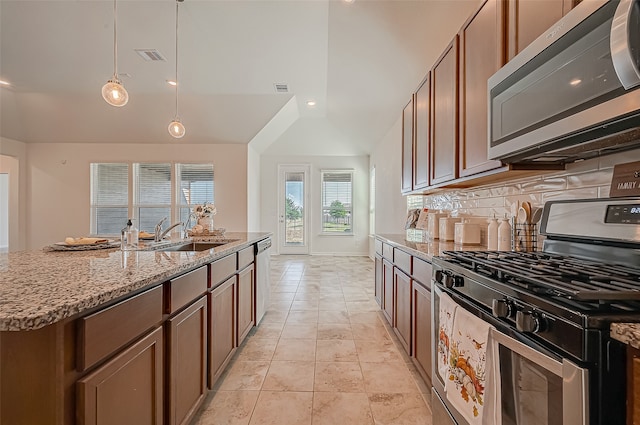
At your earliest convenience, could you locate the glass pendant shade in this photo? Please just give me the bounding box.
[168,119,186,138]
[102,77,129,107]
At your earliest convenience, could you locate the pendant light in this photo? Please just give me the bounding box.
[168,0,186,138]
[102,0,129,107]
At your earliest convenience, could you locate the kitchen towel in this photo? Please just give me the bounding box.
[444,305,498,425]
[436,288,457,383]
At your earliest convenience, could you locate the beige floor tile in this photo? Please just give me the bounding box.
[314,361,365,392]
[346,300,381,313]
[317,323,353,340]
[290,300,319,311]
[360,362,420,393]
[318,300,347,311]
[293,292,320,301]
[262,361,315,391]
[318,310,350,324]
[194,390,259,425]
[349,311,383,324]
[312,392,374,425]
[316,340,358,362]
[218,361,270,391]
[368,393,432,425]
[248,391,313,425]
[281,323,318,339]
[286,310,318,324]
[272,339,316,361]
[354,340,404,363]
[251,322,284,339]
[269,300,293,311]
[237,338,278,361]
[351,322,391,341]
[258,310,288,324]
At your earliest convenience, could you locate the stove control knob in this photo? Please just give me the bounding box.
[492,299,513,319]
[443,274,454,288]
[515,311,544,333]
[435,270,445,284]
[452,275,464,287]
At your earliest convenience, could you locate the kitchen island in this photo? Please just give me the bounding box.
[0,232,271,425]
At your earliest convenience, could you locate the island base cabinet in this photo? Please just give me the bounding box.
[208,276,237,388]
[76,326,164,425]
[166,296,207,425]
[237,264,255,346]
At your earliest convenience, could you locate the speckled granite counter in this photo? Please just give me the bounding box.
[376,232,487,262]
[611,323,640,350]
[0,232,271,331]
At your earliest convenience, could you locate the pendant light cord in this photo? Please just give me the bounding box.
[113,0,118,78]
[174,0,180,119]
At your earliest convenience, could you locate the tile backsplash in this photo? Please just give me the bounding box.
[409,148,640,221]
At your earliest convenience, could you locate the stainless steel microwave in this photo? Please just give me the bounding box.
[488,0,640,164]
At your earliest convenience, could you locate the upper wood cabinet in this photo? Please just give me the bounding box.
[430,36,459,186]
[459,0,504,177]
[401,97,415,194]
[507,0,579,60]
[414,74,431,190]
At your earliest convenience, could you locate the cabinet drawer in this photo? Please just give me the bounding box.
[237,245,254,270]
[78,285,163,371]
[210,254,237,288]
[394,249,412,275]
[413,258,433,289]
[382,243,394,260]
[165,266,207,315]
[375,239,383,255]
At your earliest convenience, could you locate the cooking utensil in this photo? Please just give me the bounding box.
[531,207,543,224]
[517,202,533,251]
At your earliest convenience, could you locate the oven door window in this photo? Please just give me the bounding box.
[498,345,563,425]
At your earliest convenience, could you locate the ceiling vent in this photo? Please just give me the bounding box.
[274,83,289,93]
[135,49,167,62]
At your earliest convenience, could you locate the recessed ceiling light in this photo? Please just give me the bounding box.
[570,78,582,86]
[306,100,317,107]
[343,0,355,4]
[0,80,10,86]
[167,80,177,86]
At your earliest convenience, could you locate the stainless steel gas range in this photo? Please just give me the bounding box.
[431,197,640,425]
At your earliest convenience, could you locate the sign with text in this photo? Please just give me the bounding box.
[610,160,640,198]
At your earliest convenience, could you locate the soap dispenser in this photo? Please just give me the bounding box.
[121,219,139,250]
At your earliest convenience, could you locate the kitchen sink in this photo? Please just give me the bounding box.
[158,241,237,252]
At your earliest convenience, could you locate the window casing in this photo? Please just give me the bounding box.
[90,162,214,235]
[321,170,353,235]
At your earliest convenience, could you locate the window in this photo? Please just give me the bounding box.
[321,170,353,235]
[90,162,214,235]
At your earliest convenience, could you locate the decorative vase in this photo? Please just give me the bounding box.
[198,216,214,232]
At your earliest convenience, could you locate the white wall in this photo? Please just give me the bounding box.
[260,154,370,256]
[369,117,408,236]
[247,145,261,232]
[0,138,27,251]
[25,143,248,250]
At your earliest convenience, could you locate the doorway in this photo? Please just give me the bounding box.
[278,164,310,254]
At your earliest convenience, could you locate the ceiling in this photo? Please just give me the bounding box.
[0,0,480,155]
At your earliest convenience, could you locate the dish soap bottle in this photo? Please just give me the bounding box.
[121,219,139,250]
[487,215,499,250]
[497,214,511,251]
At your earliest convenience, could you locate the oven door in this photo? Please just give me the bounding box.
[432,284,589,425]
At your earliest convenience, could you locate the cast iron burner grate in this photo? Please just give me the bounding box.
[441,251,640,301]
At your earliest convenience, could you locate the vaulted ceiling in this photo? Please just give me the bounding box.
[0,0,480,155]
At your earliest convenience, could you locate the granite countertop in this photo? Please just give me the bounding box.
[611,323,640,350]
[376,232,487,262]
[0,232,271,332]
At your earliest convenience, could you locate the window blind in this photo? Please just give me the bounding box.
[90,163,129,235]
[134,163,172,232]
[176,163,214,224]
[321,170,353,234]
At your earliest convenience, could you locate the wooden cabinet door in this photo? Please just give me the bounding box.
[394,268,412,355]
[412,281,433,385]
[414,74,431,190]
[167,296,207,425]
[209,276,236,388]
[382,259,394,325]
[374,254,383,306]
[77,327,163,425]
[507,0,577,60]
[401,96,415,194]
[237,264,255,346]
[430,37,459,185]
[459,0,504,177]
[628,346,640,424]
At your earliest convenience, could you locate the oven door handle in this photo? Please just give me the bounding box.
[491,329,589,425]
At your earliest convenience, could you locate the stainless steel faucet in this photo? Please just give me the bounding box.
[153,217,184,242]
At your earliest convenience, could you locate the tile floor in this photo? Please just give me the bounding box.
[193,255,433,425]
